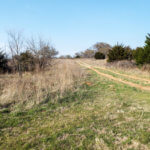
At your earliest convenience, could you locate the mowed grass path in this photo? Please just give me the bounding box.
[0,66,150,149]
[79,61,150,90]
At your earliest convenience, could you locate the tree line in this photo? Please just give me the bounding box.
[75,42,111,59]
[1,32,150,74]
[74,34,150,66]
[0,31,58,75]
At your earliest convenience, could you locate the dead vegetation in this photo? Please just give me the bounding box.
[0,59,86,109]
[106,60,136,69]
[142,64,150,72]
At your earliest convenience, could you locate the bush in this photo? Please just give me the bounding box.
[20,51,35,71]
[94,52,105,59]
[0,51,8,73]
[107,45,132,62]
[75,55,81,58]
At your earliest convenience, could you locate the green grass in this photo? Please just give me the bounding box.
[0,70,150,150]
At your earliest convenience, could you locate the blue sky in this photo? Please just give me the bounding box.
[0,0,150,56]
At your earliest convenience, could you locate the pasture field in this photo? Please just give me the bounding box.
[0,59,150,150]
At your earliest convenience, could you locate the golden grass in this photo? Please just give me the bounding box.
[0,59,86,108]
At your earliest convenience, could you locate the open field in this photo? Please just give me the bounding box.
[0,59,150,150]
[0,59,86,110]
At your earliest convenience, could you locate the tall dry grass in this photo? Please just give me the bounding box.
[0,59,86,109]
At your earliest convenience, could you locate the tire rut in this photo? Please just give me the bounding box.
[78,61,150,92]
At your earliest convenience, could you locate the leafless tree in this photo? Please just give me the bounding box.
[75,49,95,58]
[59,55,72,59]
[7,30,24,76]
[81,49,95,58]
[94,42,112,57]
[27,36,58,70]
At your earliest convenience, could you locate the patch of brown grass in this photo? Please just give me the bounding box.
[0,59,86,108]
[142,64,150,72]
[106,60,136,69]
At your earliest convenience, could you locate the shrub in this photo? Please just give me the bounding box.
[20,51,35,71]
[107,45,132,62]
[75,55,80,58]
[0,51,8,73]
[94,52,105,59]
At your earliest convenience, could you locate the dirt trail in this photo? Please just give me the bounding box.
[81,62,150,83]
[78,61,150,92]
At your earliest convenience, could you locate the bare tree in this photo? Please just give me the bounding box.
[81,49,95,58]
[59,55,72,59]
[27,36,58,70]
[7,30,24,76]
[94,42,112,57]
[75,49,95,58]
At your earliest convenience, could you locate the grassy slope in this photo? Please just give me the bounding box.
[0,69,150,150]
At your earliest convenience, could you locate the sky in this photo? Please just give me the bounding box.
[0,0,150,56]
